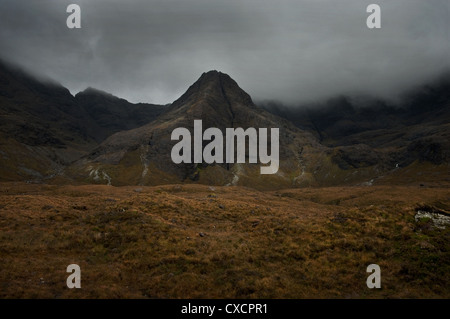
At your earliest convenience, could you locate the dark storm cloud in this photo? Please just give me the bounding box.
[0,0,448,104]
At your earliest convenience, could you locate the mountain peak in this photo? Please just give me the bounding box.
[77,87,116,98]
[75,87,129,104]
[199,69,228,79]
[197,70,240,89]
[170,70,254,110]
[202,69,222,75]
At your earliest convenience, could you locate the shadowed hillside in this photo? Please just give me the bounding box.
[0,60,449,188]
[0,60,165,181]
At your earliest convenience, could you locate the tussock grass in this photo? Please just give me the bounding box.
[0,183,448,298]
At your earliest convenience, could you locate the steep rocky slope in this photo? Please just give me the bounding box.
[71,71,326,188]
[0,60,164,181]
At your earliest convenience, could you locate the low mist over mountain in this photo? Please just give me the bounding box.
[0,59,449,188]
[0,60,164,181]
[261,75,450,168]
[71,70,323,188]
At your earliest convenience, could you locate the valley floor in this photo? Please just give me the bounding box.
[0,182,449,298]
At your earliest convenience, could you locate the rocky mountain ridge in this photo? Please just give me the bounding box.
[1,60,448,188]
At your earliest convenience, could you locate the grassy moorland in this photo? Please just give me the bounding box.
[0,182,449,298]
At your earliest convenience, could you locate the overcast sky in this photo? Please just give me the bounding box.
[0,0,448,105]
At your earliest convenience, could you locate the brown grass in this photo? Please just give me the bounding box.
[0,182,449,298]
